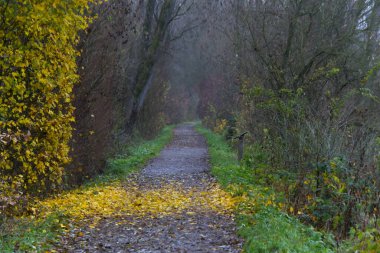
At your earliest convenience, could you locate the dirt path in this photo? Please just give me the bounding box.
[58,124,242,252]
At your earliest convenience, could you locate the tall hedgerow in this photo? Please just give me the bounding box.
[0,0,95,213]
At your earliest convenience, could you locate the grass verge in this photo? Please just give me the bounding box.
[0,213,66,252]
[196,124,336,253]
[0,125,174,252]
[93,125,174,183]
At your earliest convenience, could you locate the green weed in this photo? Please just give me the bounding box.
[239,208,335,253]
[0,213,66,252]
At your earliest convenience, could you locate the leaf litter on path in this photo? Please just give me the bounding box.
[43,124,242,252]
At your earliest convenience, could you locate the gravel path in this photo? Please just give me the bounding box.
[58,124,242,252]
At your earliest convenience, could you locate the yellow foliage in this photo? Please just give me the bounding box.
[0,0,95,205]
[35,181,238,227]
[213,119,228,134]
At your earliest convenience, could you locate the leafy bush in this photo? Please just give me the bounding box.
[237,83,380,238]
[0,0,95,212]
[340,218,380,253]
[242,136,380,239]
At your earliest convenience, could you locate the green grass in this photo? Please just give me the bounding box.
[0,213,66,252]
[102,125,173,180]
[196,124,335,253]
[80,125,174,188]
[239,208,335,253]
[0,125,174,252]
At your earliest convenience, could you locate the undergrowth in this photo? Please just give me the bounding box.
[0,126,174,252]
[196,124,336,253]
[0,213,66,252]
[90,125,174,184]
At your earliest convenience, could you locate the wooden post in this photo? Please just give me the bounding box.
[234,132,248,161]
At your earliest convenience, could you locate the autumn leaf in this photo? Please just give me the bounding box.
[35,181,238,227]
[0,0,97,209]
